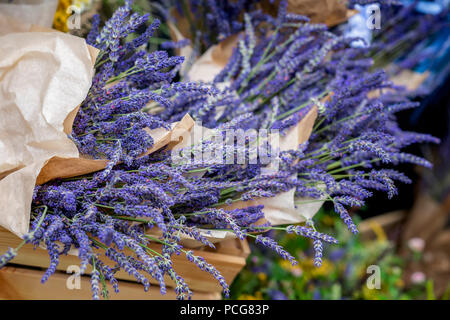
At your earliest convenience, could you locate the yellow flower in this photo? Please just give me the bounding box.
[369,221,387,243]
[53,0,92,32]
[280,260,303,276]
[53,11,69,32]
[257,272,267,282]
[279,260,291,270]
[362,285,381,300]
[297,259,333,278]
[53,0,71,32]
[239,294,258,300]
[310,260,333,277]
[255,291,263,299]
[322,215,335,226]
[395,278,404,288]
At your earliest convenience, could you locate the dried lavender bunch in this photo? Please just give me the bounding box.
[71,0,216,165]
[369,2,449,70]
[160,1,440,249]
[163,0,264,51]
[15,134,339,300]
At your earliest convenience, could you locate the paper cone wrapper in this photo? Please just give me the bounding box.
[0,17,98,237]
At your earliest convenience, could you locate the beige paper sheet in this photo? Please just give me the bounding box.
[186,34,240,82]
[286,0,356,27]
[0,0,58,29]
[167,21,194,76]
[260,0,357,27]
[390,69,430,92]
[0,25,97,237]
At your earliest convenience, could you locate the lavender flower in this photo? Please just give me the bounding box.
[255,235,297,266]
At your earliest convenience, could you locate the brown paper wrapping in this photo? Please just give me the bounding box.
[167,7,192,40]
[167,21,195,76]
[211,34,241,68]
[389,69,430,92]
[261,0,357,27]
[286,0,356,27]
[35,157,109,185]
[36,114,196,185]
[368,67,430,99]
[167,16,241,80]
[280,104,318,151]
[186,34,240,82]
[0,20,98,237]
[144,114,195,155]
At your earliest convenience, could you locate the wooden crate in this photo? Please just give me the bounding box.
[0,227,250,299]
[359,210,407,240]
[0,266,221,300]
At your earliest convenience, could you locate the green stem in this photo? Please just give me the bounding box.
[275,91,328,120]
[11,206,49,255]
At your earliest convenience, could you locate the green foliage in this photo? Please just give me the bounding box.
[229,210,430,300]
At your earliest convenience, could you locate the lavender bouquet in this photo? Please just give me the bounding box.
[369,2,449,69]
[369,1,449,95]
[160,0,440,288]
[0,0,440,300]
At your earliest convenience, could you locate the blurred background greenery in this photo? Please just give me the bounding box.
[229,209,449,300]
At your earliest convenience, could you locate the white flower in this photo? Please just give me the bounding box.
[408,237,425,252]
[410,271,426,284]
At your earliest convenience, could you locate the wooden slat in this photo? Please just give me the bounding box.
[359,210,407,240]
[0,266,221,300]
[209,238,251,257]
[0,227,249,293]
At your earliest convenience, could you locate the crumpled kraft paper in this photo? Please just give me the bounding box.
[35,157,109,185]
[186,45,226,82]
[261,0,358,27]
[144,114,195,156]
[167,21,194,77]
[0,22,98,237]
[367,66,430,99]
[0,0,58,29]
[286,0,357,27]
[186,34,240,82]
[35,114,196,185]
[167,12,241,82]
[389,69,430,92]
[279,104,318,151]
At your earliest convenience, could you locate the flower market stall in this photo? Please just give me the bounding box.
[0,0,448,300]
